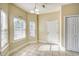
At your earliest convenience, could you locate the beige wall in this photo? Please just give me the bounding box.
[39,11,60,43]
[62,3,79,48]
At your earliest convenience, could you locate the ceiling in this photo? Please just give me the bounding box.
[14,3,69,14]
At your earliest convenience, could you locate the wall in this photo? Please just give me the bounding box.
[62,3,79,48]
[39,11,60,43]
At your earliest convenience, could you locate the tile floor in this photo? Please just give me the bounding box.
[11,43,79,56]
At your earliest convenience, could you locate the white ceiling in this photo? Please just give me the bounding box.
[14,3,68,14]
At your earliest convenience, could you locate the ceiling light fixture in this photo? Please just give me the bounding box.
[35,8,39,12]
[30,3,40,14]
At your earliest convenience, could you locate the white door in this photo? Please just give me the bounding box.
[46,20,59,44]
[65,17,73,51]
[65,16,79,52]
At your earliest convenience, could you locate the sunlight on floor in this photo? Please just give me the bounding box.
[38,44,65,51]
[38,45,50,51]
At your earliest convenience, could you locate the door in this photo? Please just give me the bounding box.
[39,20,59,44]
[65,16,79,52]
[46,20,59,44]
[39,19,60,51]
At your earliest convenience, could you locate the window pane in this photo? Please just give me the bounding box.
[1,10,8,48]
[30,21,35,37]
[14,17,26,40]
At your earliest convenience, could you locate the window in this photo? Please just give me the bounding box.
[1,10,8,48]
[29,21,35,37]
[14,16,26,40]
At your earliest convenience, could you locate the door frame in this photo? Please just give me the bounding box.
[0,8,1,55]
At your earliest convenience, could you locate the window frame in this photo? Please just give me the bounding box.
[13,16,26,41]
[0,9,9,51]
[29,21,35,38]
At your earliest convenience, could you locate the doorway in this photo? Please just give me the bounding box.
[39,19,60,51]
[46,20,59,44]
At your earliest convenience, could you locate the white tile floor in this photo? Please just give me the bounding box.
[11,43,79,56]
